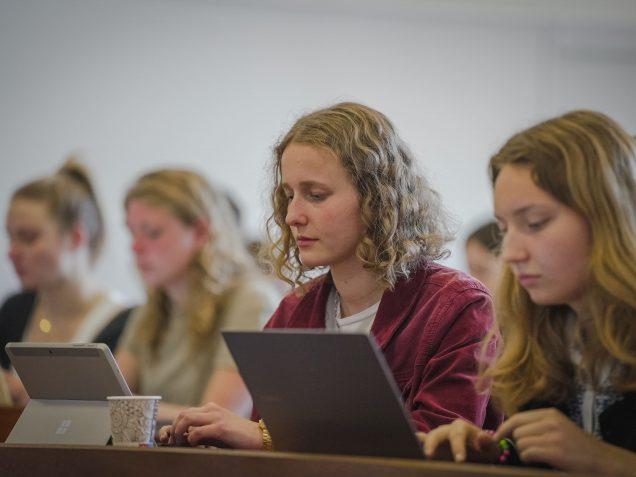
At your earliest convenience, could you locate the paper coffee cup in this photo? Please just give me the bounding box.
[107,395,161,447]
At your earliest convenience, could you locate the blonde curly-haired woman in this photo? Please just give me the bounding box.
[161,102,501,450]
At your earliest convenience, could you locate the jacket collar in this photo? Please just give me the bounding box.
[284,274,332,329]
[371,266,429,350]
[287,266,430,350]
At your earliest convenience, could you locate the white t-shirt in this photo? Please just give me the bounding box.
[324,288,380,334]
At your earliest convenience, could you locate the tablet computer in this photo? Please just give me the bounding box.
[5,342,131,445]
[223,330,424,459]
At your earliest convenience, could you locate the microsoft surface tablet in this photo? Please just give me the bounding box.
[5,342,131,445]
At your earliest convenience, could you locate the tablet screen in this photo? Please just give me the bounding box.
[6,342,131,400]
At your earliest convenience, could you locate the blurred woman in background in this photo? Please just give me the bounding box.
[0,159,128,405]
[116,169,279,422]
[464,221,501,293]
[0,372,10,405]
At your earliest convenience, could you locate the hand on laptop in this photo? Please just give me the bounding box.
[159,401,263,450]
[420,419,499,463]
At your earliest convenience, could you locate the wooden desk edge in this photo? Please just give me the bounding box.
[0,443,594,477]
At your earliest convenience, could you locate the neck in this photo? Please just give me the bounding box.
[38,275,101,318]
[330,261,386,317]
[569,302,595,336]
[163,271,193,309]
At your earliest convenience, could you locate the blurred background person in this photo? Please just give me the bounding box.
[116,169,280,422]
[223,191,288,295]
[464,221,501,293]
[0,372,10,405]
[0,159,129,405]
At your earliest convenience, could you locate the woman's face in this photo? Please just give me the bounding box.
[281,143,365,273]
[465,239,501,293]
[494,164,592,312]
[6,199,70,290]
[126,199,205,290]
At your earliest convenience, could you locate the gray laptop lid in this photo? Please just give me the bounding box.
[5,342,131,445]
[223,330,424,459]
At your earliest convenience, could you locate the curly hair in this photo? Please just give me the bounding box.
[125,169,255,353]
[11,157,105,263]
[480,110,636,416]
[266,102,453,288]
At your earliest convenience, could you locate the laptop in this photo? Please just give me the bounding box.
[222,330,424,459]
[5,342,131,445]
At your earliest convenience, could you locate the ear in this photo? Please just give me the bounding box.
[66,223,89,251]
[192,219,211,249]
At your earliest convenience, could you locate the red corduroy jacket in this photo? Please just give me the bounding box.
[254,262,503,432]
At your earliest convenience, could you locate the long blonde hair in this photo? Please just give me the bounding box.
[125,169,255,352]
[482,110,636,415]
[266,102,453,288]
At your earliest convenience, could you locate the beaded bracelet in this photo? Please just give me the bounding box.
[498,438,522,465]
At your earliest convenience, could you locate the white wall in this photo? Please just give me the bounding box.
[1,0,635,302]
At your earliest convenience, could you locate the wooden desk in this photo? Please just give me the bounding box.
[0,444,593,477]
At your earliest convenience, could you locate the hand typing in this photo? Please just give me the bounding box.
[158,401,263,450]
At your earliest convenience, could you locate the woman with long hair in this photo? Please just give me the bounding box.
[160,102,501,449]
[1,159,128,405]
[116,169,280,422]
[424,110,636,474]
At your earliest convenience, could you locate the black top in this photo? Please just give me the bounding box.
[0,291,132,369]
[522,392,636,452]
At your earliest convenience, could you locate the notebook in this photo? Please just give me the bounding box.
[5,342,131,445]
[222,330,424,459]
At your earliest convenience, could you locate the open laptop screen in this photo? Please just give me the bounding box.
[223,329,423,459]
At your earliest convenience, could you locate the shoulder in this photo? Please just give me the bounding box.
[277,274,327,307]
[0,291,36,368]
[399,262,495,335]
[416,262,489,295]
[265,274,329,327]
[99,289,129,314]
[220,274,283,328]
[0,291,37,322]
[223,273,281,318]
[115,306,147,354]
[0,291,37,312]
[117,305,145,338]
[104,306,136,331]
[93,306,137,352]
[402,262,491,309]
[227,274,282,309]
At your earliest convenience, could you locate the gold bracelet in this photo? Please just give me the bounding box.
[258,419,273,451]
